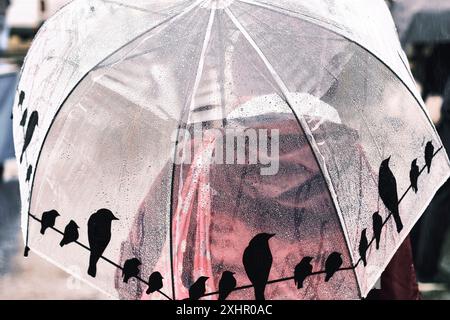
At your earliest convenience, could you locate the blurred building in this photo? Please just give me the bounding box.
[7,0,70,37]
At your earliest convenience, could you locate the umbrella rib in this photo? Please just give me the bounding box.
[224,5,361,294]
[91,0,209,70]
[188,3,217,120]
[27,213,173,301]
[167,2,217,300]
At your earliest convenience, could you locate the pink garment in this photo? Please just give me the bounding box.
[116,115,419,300]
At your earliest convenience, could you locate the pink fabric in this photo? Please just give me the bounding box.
[116,116,419,300]
[171,132,216,298]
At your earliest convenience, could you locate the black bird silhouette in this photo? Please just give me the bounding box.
[410,159,420,193]
[20,111,39,163]
[189,276,209,300]
[379,157,403,233]
[325,252,343,282]
[372,212,383,250]
[294,257,313,289]
[20,108,28,127]
[218,271,237,301]
[146,272,164,295]
[243,233,275,300]
[60,220,79,247]
[87,209,118,277]
[425,141,434,174]
[25,165,33,183]
[122,258,141,283]
[40,210,60,235]
[359,229,369,267]
[18,91,25,108]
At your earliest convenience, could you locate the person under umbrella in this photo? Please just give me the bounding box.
[116,94,420,300]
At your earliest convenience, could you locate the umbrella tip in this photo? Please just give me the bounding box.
[24,246,30,257]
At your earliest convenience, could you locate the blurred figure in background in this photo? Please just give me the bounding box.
[390,0,450,286]
[0,66,17,184]
[0,0,9,52]
[421,44,450,101]
[412,46,450,282]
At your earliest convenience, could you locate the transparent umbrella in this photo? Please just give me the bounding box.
[13,0,450,300]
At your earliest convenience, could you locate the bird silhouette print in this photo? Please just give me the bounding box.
[359,229,369,267]
[379,157,403,233]
[218,271,237,301]
[20,108,27,127]
[324,252,343,282]
[372,212,383,250]
[20,110,39,163]
[294,257,314,289]
[25,165,33,183]
[87,209,118,277]
[189,277,209,300]
[60,220,79,247]
[425,141,434,174]
[410,159,420,193]
[122,258,141,283]
[18,91,25,108]
[40,210,60,235]
[243,233,275,300]
[146,272,164,295]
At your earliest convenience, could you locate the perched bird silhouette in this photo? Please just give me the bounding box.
[20,111,39,163]
[87,209,118,277]
[40,210,60,235]
[359,229,369,267]
[122,258,141,283]
[425,141,434,174]
[60,220,79,247]
[189,276,209,300]
[410,159,420,193]
[325,252,343,282]
[294,257,313,289]
[372,212,383,250]
[218,271,237,301]
[379,157,403,233]
[146,272,164,295]
[18,91,25,108]
[20,109,28,127]
[243,233,275,300]
[25,165,33,183]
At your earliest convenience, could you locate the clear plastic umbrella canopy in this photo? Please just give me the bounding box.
[13,0,450,300]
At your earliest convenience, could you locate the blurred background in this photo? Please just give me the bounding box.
[0,0,450,300]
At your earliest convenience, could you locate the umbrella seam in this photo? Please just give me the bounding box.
[169,2,217,300]
[224,6,362,297]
